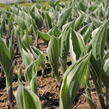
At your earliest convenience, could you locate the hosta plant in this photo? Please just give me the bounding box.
[60,21,109,109]
[0,37,14,107]
[47,36,60,82]
[16,84,41,109]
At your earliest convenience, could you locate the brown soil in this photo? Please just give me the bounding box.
[0,74,101,109]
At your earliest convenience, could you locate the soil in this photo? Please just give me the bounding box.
[0,36,103,109]
[0,73,101,109]
[0,74,90,109]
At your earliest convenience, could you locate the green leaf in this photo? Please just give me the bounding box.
[21,49,33,66]
[22,33,32,50]
[43,12,52,29]
[89,16,103,27]
[104,59,109,73]
[30,7,43,28]
[14,15,26,30]
[24,58,40,83]
[79,24,90,35]
[0,37,12,82]
[102,59,109,88]
[57,7,72,28]
[70,30,86,60]
[74,13,84,30]
[37,31,50,41]
[16,85,41,109]
[90,55,107,107]
[32,47,46,70]
[104,50,109,60]
[60,54,90,109]
[47,36,60,80]
[92,22,108,61]
[30,73,38,94]
[60,26,71,73]
[48,26,61,37]
[83,23,93,44]
[78,2,87,12]
[24,61,35,84]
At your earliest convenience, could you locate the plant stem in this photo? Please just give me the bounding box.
[0,66,4,77]
[91,76,106,108]
[85,82,96,109]
[31,74,38,95]
[106,88,109,106]
[7,86,13,108]
[90,63,106,108]
[61,59,67,74]
[6,71,13,108]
